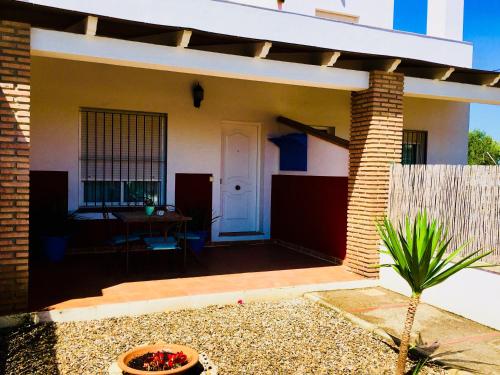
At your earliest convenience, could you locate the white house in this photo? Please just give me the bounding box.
[1,0,499,314]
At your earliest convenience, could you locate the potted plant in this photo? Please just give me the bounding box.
[39,205,74,263]
[277,0,285,10]
[144,196,155,216]
[117,343,199,374]
[185,209,221,253]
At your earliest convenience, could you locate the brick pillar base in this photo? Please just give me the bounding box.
[346,71,404,278]
[0,20,30,314]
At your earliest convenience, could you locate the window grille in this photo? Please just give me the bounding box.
[79,109,167,207]
[402,130,427,165]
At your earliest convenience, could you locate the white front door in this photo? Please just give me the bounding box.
[220,122,259,233]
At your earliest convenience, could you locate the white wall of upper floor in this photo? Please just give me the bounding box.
[233,0,465,41]
[427,0,464,41]
[18,0,467,41]
[230,0,394,29]
[24,0,473,68]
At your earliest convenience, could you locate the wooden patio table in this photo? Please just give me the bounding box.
[113,210,192,273]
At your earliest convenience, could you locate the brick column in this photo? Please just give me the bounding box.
[0,20,30,314]
[346,71,404,277]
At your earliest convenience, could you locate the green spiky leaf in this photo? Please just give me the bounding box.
[376,212,492,295]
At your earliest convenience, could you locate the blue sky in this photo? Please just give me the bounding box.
[394,0,500,140]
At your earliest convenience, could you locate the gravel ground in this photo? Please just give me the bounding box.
[0,298,445,375]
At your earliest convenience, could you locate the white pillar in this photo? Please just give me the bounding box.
[427,0,464,41]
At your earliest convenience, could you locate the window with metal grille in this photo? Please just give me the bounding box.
[402,130,427,165]
[79,109,167,207]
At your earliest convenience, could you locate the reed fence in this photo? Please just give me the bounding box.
[388,164,500,264]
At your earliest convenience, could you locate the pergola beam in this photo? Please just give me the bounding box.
[320,51,341,67]
[435,67,455,81]
[276,116,349,149]
[385,58,401,73]
[254,41,272,59]
[483,73,500,87]
[65,15,98,36]
[176,30,192,48]
[133,29,192,47]
[405,76,500,105]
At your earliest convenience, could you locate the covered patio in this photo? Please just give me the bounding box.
[22,44,490,317]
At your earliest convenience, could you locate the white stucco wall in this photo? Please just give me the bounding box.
[31,58,470,242]
[231,0,394,29]
[380,253,500,329]
[403,97,469,165]
[30,57,351,240]
[427,0,464,41]
[271,125,349,177]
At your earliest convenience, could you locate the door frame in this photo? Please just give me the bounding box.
[219,120,262,237]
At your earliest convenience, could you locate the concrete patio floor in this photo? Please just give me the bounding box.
[312,287,500,374]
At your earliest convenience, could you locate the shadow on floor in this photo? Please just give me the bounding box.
[0,319,60,375]
[29,243,335,311]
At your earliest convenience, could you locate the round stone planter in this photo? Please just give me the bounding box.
[117,344,199,375]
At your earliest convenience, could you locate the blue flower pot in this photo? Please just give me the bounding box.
[188,231,209,253]
[145,206,155,216]
[41,236,68,263]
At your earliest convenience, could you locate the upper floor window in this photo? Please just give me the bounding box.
[315,9,359,23]
[79,109,167,208]
[402,130,427,165]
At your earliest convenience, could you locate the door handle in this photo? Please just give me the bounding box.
[235,185,241,191]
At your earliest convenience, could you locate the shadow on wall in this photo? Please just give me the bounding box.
[0,319,60,374]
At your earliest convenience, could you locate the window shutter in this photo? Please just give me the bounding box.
[80,109,167,206]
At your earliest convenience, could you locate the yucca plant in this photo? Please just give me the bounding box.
[376,212,491,375]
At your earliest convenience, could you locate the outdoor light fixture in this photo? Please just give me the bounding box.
[192,82,204,108]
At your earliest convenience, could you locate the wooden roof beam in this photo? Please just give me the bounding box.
[276,116,349,149]
[132,29,192,47]
[65,15,98,36]
[320,51,341,67]
[385,58,401,73]
[435,67,455,81]
[483,73,500,87]
[254,41,272,59]
[176,30,192,48]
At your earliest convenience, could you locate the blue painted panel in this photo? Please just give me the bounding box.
[269,133,307,171]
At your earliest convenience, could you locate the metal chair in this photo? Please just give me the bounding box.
[103,208,142,248]
[143,205,184,251]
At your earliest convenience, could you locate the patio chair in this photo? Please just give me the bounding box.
[143,205,184,251]
[138,205,186,273]
[103,208,142,248]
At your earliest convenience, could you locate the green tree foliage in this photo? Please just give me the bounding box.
[376,212,491,374]
[468,130,500,165]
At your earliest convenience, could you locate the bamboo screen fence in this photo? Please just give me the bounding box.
[388,164,500,264]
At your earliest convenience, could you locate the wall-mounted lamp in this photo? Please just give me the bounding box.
[192,82,204,108]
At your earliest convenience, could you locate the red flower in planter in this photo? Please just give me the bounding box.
[141,350,188,371]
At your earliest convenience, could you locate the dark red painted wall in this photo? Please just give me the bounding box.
[175,173,213,217]
[271,175,348,260]
[175,173,213,238]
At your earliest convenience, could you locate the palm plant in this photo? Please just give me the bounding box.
[376,212,491,375]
